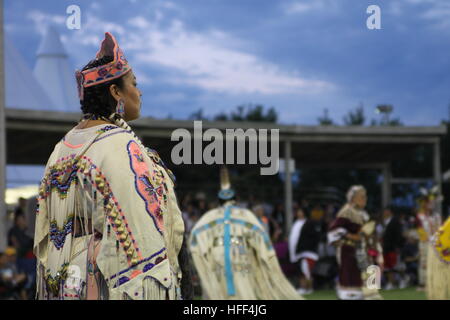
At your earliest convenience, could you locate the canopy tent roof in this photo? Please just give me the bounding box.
[32,26,79,112]
[6,26,78,112]
[5,36,56,110]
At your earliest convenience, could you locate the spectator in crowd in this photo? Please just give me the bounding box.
[195,192,208,214]
[14,198,27,220]
[182,203,198,235]
[181,192,194,210]
[311,204,325,221]
[253,204,270,234]
[289,207,321,294]
[0,252,12,299]
[401,230,420,286]
[324,204,337,226]
[381,207,404,290]
[0,248,28,300]
[8,211,33,259]
[273,232,298,283]
[7,211,35,298]
[271,203,285,231]
[253,203,281,242]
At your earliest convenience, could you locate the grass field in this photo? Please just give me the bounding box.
[194,287,428,300]
[304,287,427,300]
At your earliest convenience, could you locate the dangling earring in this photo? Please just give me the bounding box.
[116,99,125,117]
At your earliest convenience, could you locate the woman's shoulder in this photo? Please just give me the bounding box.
[89,124,134,144]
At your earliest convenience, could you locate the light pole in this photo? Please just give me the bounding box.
[375,105,393,125]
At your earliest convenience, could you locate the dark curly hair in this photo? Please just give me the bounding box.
[79,55,125,117]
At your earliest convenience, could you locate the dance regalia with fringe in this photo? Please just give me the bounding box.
[327,204,365,300]
[416,211,441,287]
[34,123,185,300]
[189,201,302,300]
[427,217,450,300]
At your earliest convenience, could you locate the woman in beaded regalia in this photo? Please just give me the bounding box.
[34,32,193,300]
[426,215,450,300]
[327,185,382,300]
[415,187,442,291]
[188,167,302,300]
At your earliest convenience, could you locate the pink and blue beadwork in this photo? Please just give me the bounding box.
[127,141,165,234]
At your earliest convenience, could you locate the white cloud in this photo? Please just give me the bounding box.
[153,92,186,103]
[26,10,66,35]
[24,5,333,96]
[128,16,151,29]
[25,9,129,71]
[421,3,450,26]
[392,0,450,30]
[125,17,333,95]
[132,70,152,85]
[388,2,403,16]
[285,2,317,14]
[90,2,101,10]
[282,0,339,15]
[25,9,124,46]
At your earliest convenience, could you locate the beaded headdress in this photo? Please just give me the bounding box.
[75,32,131,101]
[418,186,442,203]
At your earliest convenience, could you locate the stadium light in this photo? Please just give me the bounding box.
[375,105,393,124]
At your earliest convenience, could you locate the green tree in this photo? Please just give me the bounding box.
[213,112,228,121]
[318,108,334,125]
[214,104,278,123]
[343,104,365,126]
[188,108,207,120]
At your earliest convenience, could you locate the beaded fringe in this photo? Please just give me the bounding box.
[426,243,450,300]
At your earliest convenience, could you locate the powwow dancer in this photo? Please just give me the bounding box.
[189,167,302,299]
[416,186,441,291]
[328,185,381,300]
[427,215,450,300]
[34,32,192,300]
[288,207,321,295]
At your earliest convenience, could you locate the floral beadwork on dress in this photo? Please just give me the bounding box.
[127,141,167,234]
[49,215,74,250]
[146,147,176,184]
[138,175,164,216]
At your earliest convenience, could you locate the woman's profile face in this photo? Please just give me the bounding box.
[117,70,142,121]
[352,190,367,209]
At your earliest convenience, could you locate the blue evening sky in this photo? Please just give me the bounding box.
[5,0,450,125]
